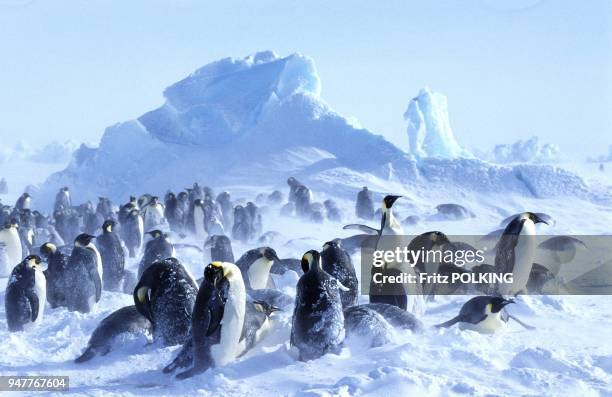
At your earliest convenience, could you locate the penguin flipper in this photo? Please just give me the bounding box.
[26,289,39,322]
[342,224,379,235]
[434,315,464,328]
[508,314,536,330]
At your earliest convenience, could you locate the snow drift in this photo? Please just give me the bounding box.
[36,52,610,207]
[490,136,561,164]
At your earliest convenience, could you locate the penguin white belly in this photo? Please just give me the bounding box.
[0,229,22,271]
[194,207,206,238]
[33,269,47,323]
[247,258,272,290]
[459,312,506,334]
[137,215,144,249]
[210,281,246,366]
[0,244,10,277]
[88,244,104,288]
[510,223,536,294]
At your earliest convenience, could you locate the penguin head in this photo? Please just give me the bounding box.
[134,284,153,323]
[287,177,296,186]
[146,229,163,239]
[24,254,42,268]
[488,297,514,313]
[322,240,341,252]
[301,250,321,273]
[526,212,549,225]
[74,233,96,247]
[62,186,69,192]
[9,218,19,229]
[382,195,402,210]
[194,199,204,207]
[425,231,451,246]
[260,247,279,262]
[102,220,116,233]
[207,261,242,282]
[204,262,226,286]
[252,300,281,316]
[40,242,57,257]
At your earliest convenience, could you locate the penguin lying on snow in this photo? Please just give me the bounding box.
[5,255,46,332]
[134,258,198,346]
[291,250,345,361]
[435,296,535,333]
[236,247,279,290]
[74,305,153,363]
[164,262,271,379]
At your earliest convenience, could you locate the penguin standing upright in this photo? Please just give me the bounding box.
[40,242,69,309]
[15,193,31,211]
[143,196,166,231]
[287,177,303,203]
[165,261,248,379]
[203,235,234,265]
[164,192,184,233]
[54,187,72,212]
[97,220,126,291]
[203,196,224,236]
[122,209,144,258]
[356,187,375,220]
[134,258,198,346]
[321,241,358,308]
[495,212,548,295]
[65,234,102,313]
[5,255,46,331]
[0,221,22,276]
[368,195,424,315]
[137,230,175,279]
[232,205,251,243]
[294,185,313,218]
[189,199,206,238]
[216,192,233,230]
[291,250,345,361]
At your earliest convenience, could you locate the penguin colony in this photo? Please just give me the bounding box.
[0,179,554,380]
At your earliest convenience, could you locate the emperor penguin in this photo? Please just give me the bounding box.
[65,234,103,313]
[216,192,233,229]
[291,250,345,361]
[287,176,303,203]
[122,209,144,258]
[171,262,247,379]
[54,187,72,212]
[137,230,175,279]
[143,196,166,231]
[134,257,198,346]
[321,240,358,308]
[15,192,31,211]
[74,305,153,363]
[0,221,22,276]
[356,186,375,220]
[203,235,234,265]
[435,296,514,334]
[190,199,207,239]
[164,192,184,233]
[97,220,126,291]
[367,195,424,315]
[495,212,548,295]
[40,242,69,309]
[5,255,46,331]
[235,247,279,290]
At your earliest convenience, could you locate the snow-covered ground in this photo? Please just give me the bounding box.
[1,167,611,396]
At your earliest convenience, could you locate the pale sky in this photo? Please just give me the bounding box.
[0,0,610,158]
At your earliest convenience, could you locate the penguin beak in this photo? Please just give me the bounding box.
[134,286,153,322]
[534,215,549,225]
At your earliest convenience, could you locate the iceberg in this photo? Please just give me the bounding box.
[492,136,561,164]
[404,87,470,159]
